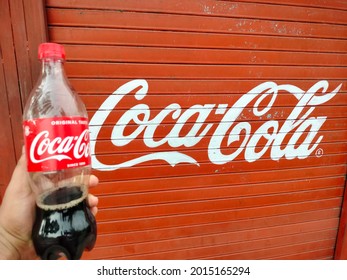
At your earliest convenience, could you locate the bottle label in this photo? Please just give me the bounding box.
[23,117,91,172]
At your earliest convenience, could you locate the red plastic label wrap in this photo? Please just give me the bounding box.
[23,117,91,172]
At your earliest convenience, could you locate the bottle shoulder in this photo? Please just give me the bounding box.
[23,78,87,120]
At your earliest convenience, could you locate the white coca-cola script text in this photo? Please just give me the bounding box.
[30,129,90,163]
[89,80,341,171]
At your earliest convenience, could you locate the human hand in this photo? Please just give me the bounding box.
[0,152,99,260]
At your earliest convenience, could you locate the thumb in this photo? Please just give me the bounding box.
[3,149,32,201]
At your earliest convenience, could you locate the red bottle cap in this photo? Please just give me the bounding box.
[38,43,66,60]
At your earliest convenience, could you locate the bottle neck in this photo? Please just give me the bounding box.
[40,58,66,81]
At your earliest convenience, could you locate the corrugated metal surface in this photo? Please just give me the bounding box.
[46,0,347,259]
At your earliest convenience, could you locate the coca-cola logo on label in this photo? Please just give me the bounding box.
[28,129,90,163]
[89,79,342,171]
[24,117,91,172]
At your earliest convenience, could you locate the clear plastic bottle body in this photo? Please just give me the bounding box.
[23,57,91,202]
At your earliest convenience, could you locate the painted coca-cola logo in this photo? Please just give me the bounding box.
[23,117,91,172]
[89,79,342,171]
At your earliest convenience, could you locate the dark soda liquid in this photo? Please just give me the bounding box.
[32,186,97,260]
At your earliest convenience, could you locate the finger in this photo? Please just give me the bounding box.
[87,193,98,217]
[90,206,98,217]
[89,175,99,188]
[87,194,98,208]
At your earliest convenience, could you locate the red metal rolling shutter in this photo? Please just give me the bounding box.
[46,0,347,259]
